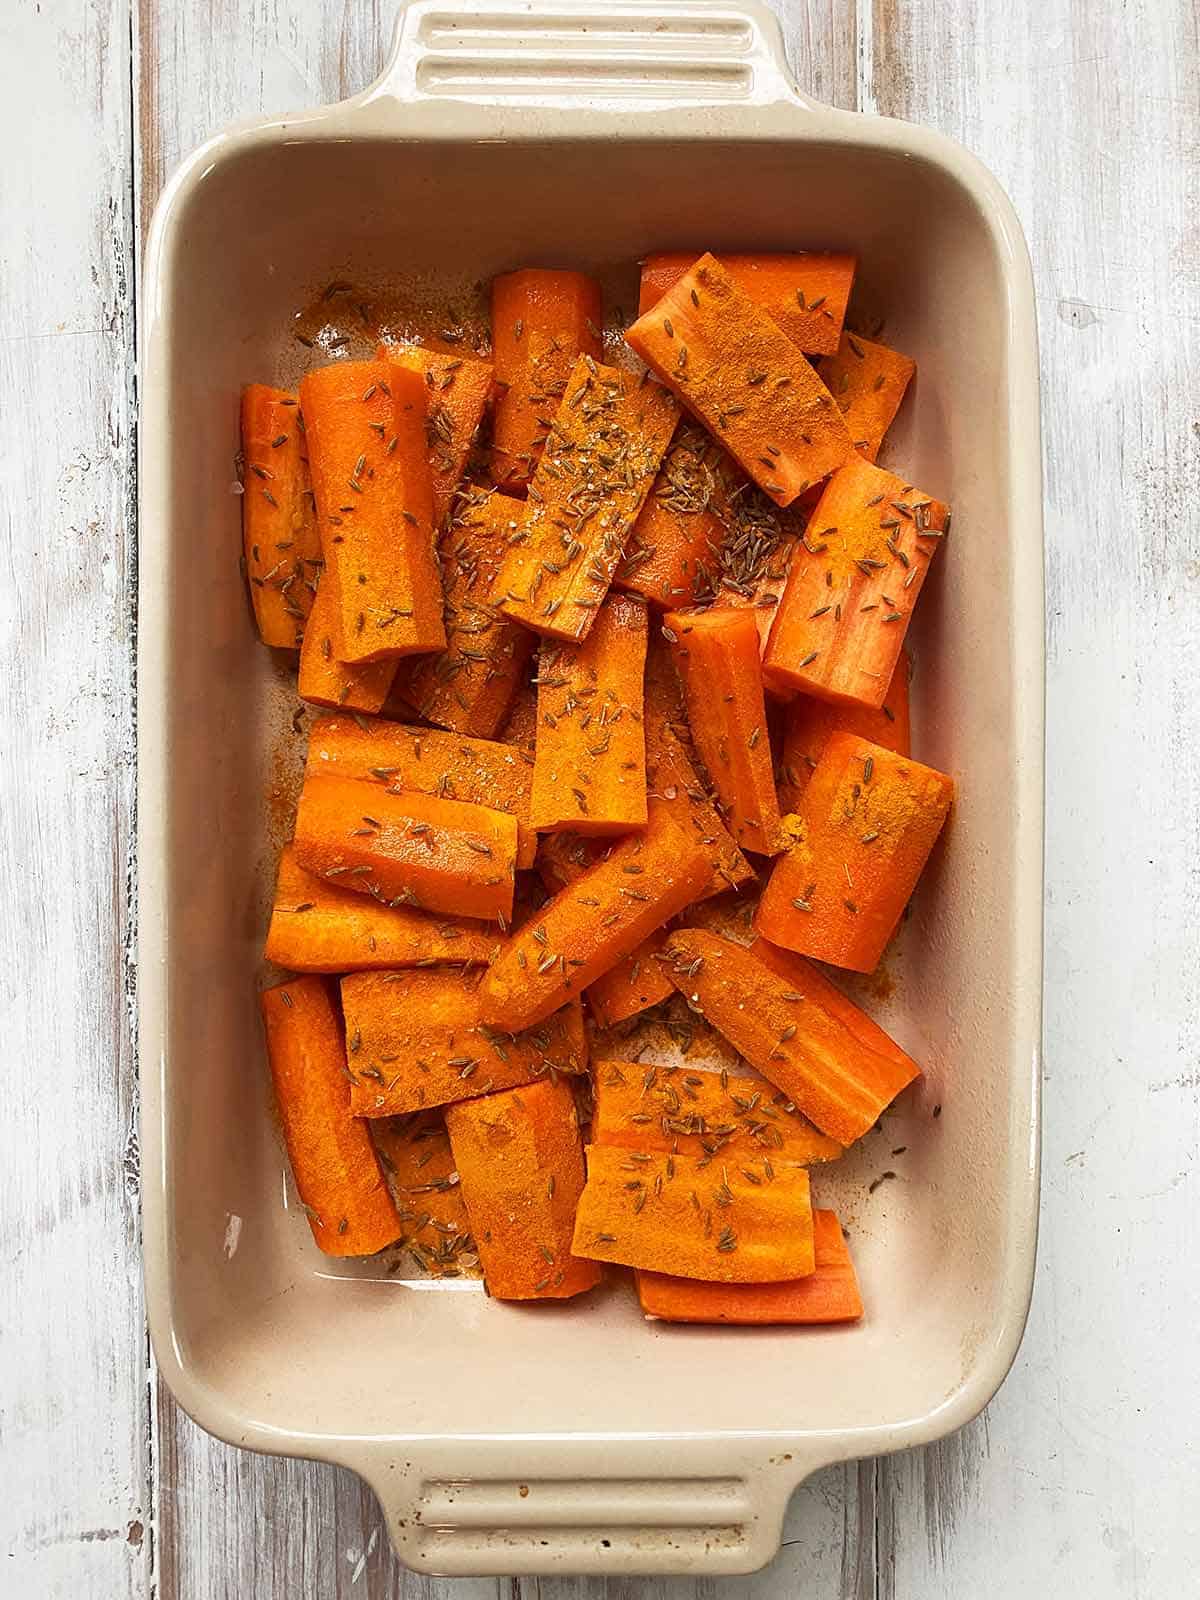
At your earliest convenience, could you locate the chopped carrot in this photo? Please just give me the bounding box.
[241,385,322,647]
[625,254,855,507]
[637,1209,862,1323]
[293,773,517,923]
[478,798,712,1033]
[377,341,494,526]
[777,652,910,812]
[816,331,915,462]
[591,1057,842,1163]
[397,487,535,738]
[341,969,585,1116]
[755,734,953,972]
[306,713,537,869]
[663,927,920,1145]
[493,357,679,641]
[586,937,673,1027]
[299,358,444,663]
[614,422,728,608]
[371,1113,478,1276]
[643,643,756,897]
[298,570,397,711]
[638,251,856,356]
[572,1144,814,1282]
[530,593,648,835]
[264,844,497,972]
[664,606,785,855]
[762,455,949,709]
[259,977,400,1256]
[490,268,603,492]
[446,1078,602,1299]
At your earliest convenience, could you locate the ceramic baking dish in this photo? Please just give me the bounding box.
[138,0,1043,1576]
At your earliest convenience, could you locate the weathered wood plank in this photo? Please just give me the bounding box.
[871,0,1199,1593]
[0,1,144,1597]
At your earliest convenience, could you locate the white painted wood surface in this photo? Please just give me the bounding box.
[2,0,1193,1594]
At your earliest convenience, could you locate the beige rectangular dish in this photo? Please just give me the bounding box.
[138,0,1043,1576]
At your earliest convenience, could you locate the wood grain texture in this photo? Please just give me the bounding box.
[0,2,144,1597]
[5,0,1194,1593]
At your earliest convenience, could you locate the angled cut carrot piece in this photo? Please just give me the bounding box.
[371,1113,478,1277]
[763,455,949,709]
[816,331,915,463]
[490,268,604,491]
[293,773,517,923]
[299,359,444,663]
[492,357,679,641]
[572,1144,814,1282]
[625,254,855,507]
[398,488,534,739]
[663,927,920,1145]
[592,1058,841,1163]
[341,969,585,1116]
[586,936,673,1027]
[756,734,953,972]
[241,385,322,647]
[777,651,910,812]
[264,844,497,972]
[446,1078,602,1299]
[664,606,785,855]
[643,644,756,898]
[638,251,857,356]
[377,341,494,526]
[260,977,400,1256]
[306,713,537,868]
[614,421,729,608]
[478,798,712,1033]
[637,1209,862,1323]
[496,674,537,750]
[530,593,649,835]
[298,570,397,711]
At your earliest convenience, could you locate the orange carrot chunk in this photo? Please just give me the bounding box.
[625,254,855,508]
[637,1209,863,1323]
[762,455,949,709]
[478,798,712,1033]
[299,359,444,663]
[591,1058,842,1164]
[777,652,910,812]
[446,1078,602,1300]
[530,593,649,835]
[377,342,494,527]
[298,570,397,711]
[264,844,497,973]
[493,357,679,641]
[638,251,857,357]
[585,936,674,1027]
[306,713,537,869]
[614,422,729,608]
[490,268,603,492]
[341,969,585,1116]
[241,385,322,647]
[663,927,920,1146]
[371,1112,479,1276]
[572,1144,814,1283]
[259,977,401,1256]
[756,734,954,973]
[397,487,535,739]
[816,332,915,463]
[664,606,785,855]
[496,674,538,751]
[293,773,517,924]
[643,643,756,898]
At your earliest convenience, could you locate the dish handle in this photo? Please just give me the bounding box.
[363,1444,835,1576]
[361,0,816,111]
